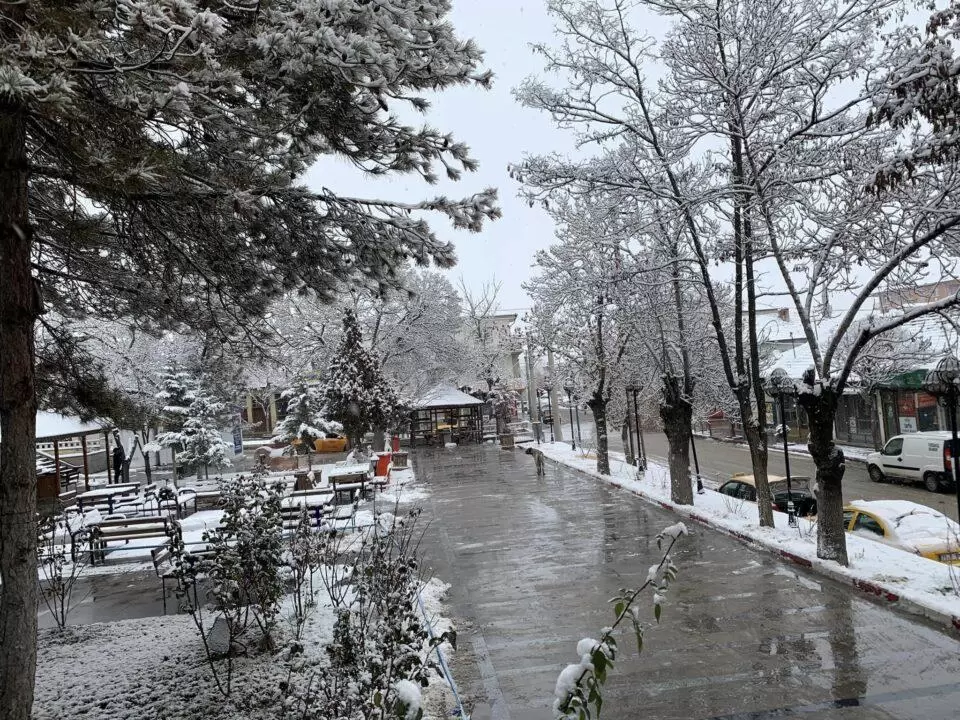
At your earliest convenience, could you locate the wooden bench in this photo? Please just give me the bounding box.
[74,516,180,565]
[369,462,393,492]
[151,545,179,614]
[281,489,334,531]
[152,543,217,614]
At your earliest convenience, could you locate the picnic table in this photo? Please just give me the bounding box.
[76,483,141,514]
[327,463,372,502]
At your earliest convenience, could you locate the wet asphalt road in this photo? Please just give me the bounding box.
[564,416,960,522]
[415,444,960,720]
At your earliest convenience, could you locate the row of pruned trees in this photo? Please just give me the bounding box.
[517,0,960,567]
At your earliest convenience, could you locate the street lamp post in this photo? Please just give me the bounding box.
[564,378,576,450]
[574,394,583,447]
[689,432,703,493]
[624,383,637,465]
[627,382,647,471]
[543,377,555,442]
[923,355,960,520]
[769,367,798,528]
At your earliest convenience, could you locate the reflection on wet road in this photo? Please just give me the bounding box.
[416,445,960,720]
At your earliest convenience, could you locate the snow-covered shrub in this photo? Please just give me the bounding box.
[553,522,687,719]
[286,509,452,719]
[170,467,286,696]
[36,513,88,630]
[288,505,323,642]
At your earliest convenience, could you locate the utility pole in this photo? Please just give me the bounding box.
[548,348,563,442]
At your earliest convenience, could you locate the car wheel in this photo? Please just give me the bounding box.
[868,465,885,483]
[923,472,943,493]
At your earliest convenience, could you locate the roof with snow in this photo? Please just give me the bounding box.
[411,384,484,410]
[8,412,109,441]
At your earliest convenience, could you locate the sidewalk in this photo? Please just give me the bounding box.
[414,444,960,720]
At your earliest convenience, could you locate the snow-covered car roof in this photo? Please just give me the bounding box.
[846,500,959,542]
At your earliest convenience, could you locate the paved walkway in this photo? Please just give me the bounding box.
[414,445,960,720]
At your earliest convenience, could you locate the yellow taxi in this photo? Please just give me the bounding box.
[842,500,960,565]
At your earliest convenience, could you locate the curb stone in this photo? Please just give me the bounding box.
[693,433,870,465]
[538,451,960,637]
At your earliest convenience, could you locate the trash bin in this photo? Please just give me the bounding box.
[499,433,515,448]
[375,452,391,477]
[391,436,401,452]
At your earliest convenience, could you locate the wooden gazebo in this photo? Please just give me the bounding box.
[409,385,484,446]
[30,412,109,498]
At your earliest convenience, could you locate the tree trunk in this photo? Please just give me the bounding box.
[588,395,610,475]
[741,415,774,527]
[799,384,848,565]
[660,374,694,505]
[0,99,39,720]
[621,418,634,466]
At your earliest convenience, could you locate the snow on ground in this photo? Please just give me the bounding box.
[537,442,960,628]
[34,461,460,719]
[34,587,337,720]
[417,578,462,719]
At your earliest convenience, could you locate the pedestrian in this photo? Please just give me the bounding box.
[111,435,125,485]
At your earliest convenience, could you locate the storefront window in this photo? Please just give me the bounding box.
[916,391,940,431]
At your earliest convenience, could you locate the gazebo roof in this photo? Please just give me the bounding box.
[17,412,109,442]
[412,384,484,410]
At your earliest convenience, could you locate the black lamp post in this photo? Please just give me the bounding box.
[543,376,555,442]
[626,381,646,470]
[769,367,798,528]
[564,377,576,450]
[574,393,583,447]
[923,354,960,520]
[624,383,637,465]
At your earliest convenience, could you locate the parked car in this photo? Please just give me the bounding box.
[313,433,349,454]
[865,432,958,492]
[718,473,818,517]
[842,500,960,564]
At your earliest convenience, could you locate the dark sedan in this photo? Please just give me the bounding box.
[718,473,817,517]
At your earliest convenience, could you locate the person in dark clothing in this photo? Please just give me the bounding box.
[111,442,125,485]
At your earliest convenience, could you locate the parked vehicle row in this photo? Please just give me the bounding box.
[718,437,960,565]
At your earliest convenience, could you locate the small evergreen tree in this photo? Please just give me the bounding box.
[156,365,197,435]
[323,310,399,447]
[154,373,230,479]
[272,380,341,455]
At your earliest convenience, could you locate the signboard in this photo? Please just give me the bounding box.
[898,416,917,434]
[232,425,243,455]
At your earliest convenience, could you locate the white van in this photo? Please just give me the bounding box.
[866,431,958,492]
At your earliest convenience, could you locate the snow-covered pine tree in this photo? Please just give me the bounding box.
[176,390,232,479]
[154,379,231,479]
[156,366,197,438]
[323,309,400,448]
[0,5,498,711]
[272,380,342,456]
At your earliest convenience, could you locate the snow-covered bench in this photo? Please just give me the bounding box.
[281,489,334,531]
[74,516,180,565]
[369,462,393,492]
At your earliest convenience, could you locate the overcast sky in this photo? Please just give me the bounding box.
[305,1,577,313]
